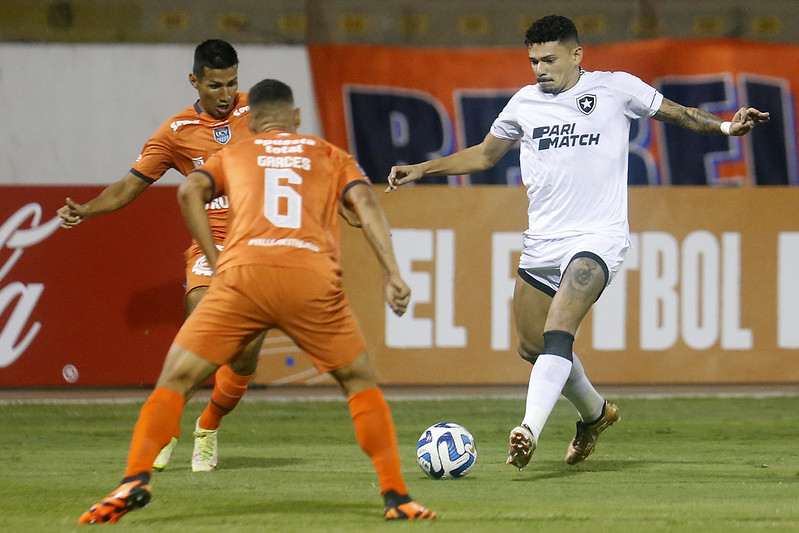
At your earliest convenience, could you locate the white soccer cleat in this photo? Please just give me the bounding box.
[152,437,178,472]
[191,418,218,472]
[506,424,536,470]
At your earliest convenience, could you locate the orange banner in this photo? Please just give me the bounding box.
[310,40,799,187]
[333,186,799,385]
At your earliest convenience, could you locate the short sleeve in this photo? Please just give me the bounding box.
[611,71,664,119]
[490,91,525,141]
[333,148,370,199]
[130,122,176,182]
[195,152,226,198]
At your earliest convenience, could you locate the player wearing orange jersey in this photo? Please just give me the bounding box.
[57,40,265,473]
[78,79,436,524]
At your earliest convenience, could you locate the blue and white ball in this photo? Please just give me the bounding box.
[416,422,477,479]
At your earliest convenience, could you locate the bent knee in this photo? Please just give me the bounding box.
[517,341,541,364]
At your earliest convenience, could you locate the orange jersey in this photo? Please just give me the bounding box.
[195,129,370,278]
[130,93,251,244]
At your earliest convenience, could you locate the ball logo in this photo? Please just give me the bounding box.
[576,93,596,115]
[416,422,477,479]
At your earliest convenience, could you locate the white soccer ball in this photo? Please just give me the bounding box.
[416,422,477,479]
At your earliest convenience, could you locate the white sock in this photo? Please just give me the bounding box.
[521,353,573,443]
[560,351,605,423]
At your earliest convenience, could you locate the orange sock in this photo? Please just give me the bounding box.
[347,387,408,496]
[197,365,252,431]
[124,387,184,478]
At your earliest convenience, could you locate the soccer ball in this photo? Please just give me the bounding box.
[416,422,477,479]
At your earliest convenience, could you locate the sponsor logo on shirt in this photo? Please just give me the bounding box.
[213,125,232,145]
[191,245,224,277]
[532,123,600,151]
[205,195,230,211]
[247,238,320,252]
[255,138,317,147]
[170,119,201,132]
[233,105,250,117]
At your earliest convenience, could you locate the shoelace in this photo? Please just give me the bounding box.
[195,434,214,460]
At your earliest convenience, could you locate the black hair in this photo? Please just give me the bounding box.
[524,15,579,46]
[192,39,238,79]
[249,79,294,108]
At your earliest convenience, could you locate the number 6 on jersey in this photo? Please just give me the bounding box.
[264,168,302,228]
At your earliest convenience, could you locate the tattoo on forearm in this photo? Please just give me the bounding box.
[683,107,722,134]
[659,101,721,134]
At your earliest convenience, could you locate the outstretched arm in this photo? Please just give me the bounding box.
[386,133,516,191]
[343,183,409,316]
[653,98,769,136]
[177,171,219,272]
[57,172,151,229]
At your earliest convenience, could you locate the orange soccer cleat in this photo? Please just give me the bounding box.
[383,490,436,520]
[78,474,151,525]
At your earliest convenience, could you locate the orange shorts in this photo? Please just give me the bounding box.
[183,243,220,294]
[174,264,367,374]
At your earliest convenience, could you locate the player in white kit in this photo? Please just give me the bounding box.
[386,15,769,470]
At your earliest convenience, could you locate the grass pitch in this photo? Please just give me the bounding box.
[1,393,798,532]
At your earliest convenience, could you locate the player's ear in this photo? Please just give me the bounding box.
[294,107,301,129]
[572,45,583,65]
[189,72,198,89]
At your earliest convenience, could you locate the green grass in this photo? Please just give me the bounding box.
[1,394,798,532]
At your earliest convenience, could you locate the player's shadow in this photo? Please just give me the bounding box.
[217,456,297,470]
[157,498,373,523]
[511,459,647,481]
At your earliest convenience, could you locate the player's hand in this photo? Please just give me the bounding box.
[729,107,770,136]
[57,197,88,229]
[385,165,423,192]
[384,273,411,316]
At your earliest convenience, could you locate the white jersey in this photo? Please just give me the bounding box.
[490,70,663,240]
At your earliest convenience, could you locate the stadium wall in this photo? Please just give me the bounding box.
[0,44,321,185]
[1,41,798,387]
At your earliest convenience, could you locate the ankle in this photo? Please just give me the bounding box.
[121,471,151,485]
[383,490,412,507]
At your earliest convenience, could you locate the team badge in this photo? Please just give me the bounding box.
[576,94,596,115]
[213,125,231,145]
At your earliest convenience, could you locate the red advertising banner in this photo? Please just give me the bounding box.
[309,40,799,187]
[0,186,188,386]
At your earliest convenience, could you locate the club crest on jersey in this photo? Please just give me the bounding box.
[576,94,596,115]
[213,125,231,145]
